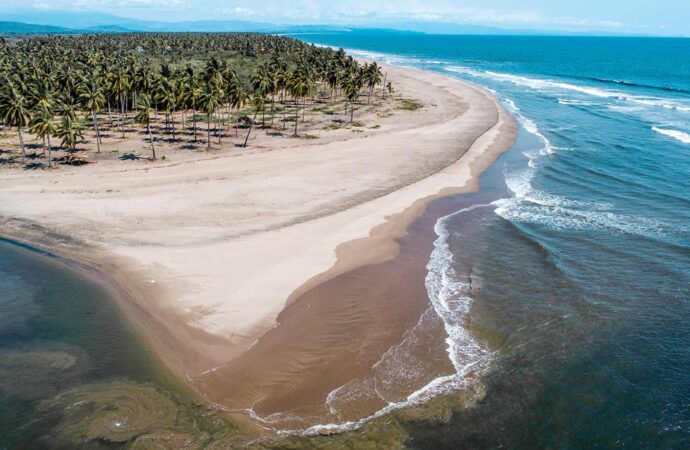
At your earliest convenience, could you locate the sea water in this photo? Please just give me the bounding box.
[290,34,690,448]
[1,34,689,448]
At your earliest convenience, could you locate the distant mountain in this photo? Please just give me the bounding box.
[1,12,143,31]
[0,21,78,35]
[0,14,422,37]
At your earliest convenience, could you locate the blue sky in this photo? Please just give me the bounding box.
[3,0,690,35]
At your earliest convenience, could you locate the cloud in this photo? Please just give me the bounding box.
[218,6,255,16]
[2,0,632,32]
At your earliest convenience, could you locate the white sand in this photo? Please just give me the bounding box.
[0,64,516,379]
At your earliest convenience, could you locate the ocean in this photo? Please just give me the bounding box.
[1,34,689,448]
[288,34,690,448]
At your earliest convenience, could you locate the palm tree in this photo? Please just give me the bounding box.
[56,115,83,152]
[228,81,247,137]
[135,95,156,160]
[199,82,222,149]
[29,107,57,167]
[156,79,178,141]
[244,92,265,147]
[184,83,202,142]
[344,76,361,123]
[252,64,272,125]
[111,68,130,138]
[0,85,32,163]
[275,64,291,130]
[288,68,313,136]
[366,62,383,103]
[79,80,105,153]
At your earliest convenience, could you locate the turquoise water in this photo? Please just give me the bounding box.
[291,34,690,448]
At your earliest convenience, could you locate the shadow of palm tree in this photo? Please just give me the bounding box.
[23,162,45,170]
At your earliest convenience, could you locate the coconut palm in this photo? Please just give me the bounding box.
[135,95,156,160]
[252,64,272,124]
[29,107,57,167]
[56,115,84,152]
[288,67,314,136]
[111,67,131,138]
[243,92,265,147]
[199,82,223,149]
[366,62,383,103]
[156,79,178,141]
[184,82,202,142]
[343,76,361,123]
[0,85,32,163]
[79,80,105,153]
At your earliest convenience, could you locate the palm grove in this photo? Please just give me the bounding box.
[0,33,386,167]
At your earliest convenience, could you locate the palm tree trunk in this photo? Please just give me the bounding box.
[120,96,126,138]
[18,127,25,163]
[207,118,211,150]
[131,92,136,124]
[294,100,299,136]
[217,115,222,145]
[47,134,52,168]
[41,136,47,158]
[351,101,354,123]
[192,105,197,142]
[171,109,176,142]
[148,124,156,160]
[382,73,387,99]
[271,93,275,126]
[243,112,258,147]
[92,110,101,153]
[107,98,113,126]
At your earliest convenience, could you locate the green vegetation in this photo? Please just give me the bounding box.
[398,97,423,111]
[0,33,389,167]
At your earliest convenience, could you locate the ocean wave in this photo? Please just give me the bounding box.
[494,197,676,239]
[501,96,553,158]
[583,76,690,95]
[652,127,690,144]
[444,65,690,113]
[244,205,494,437]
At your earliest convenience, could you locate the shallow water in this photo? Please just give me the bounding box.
[290,34,690,448]
[0,241,187,448]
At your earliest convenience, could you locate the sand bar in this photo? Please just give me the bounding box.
[0,63,516,426]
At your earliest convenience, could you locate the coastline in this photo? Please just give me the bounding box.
[0,62,516,428]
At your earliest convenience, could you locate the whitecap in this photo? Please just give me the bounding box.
[652,127,690,144]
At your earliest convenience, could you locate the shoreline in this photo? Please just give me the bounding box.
[0,62,517,429]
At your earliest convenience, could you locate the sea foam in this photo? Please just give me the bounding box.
[652,127,690,144]
[445,65,690,112]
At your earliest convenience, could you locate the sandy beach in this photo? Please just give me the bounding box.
[0,63,516,429]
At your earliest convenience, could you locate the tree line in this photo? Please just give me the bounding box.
[0,33,387,166]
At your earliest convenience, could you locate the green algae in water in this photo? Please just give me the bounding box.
[0,241,191,448]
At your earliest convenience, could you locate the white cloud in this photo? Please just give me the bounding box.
[1,0,634,32]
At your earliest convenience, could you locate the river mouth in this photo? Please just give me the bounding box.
[0,138,518,447]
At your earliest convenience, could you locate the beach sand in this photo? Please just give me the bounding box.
[0,64,516,429]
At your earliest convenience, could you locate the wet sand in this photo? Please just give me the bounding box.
[0,63,516,429]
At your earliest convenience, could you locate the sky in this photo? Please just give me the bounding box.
[2,0,690,36]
